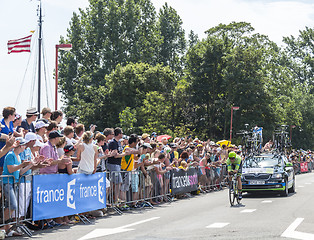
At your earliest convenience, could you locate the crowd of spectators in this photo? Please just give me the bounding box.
[0,105,312,237]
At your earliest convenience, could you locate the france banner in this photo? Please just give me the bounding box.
[33,173,106,221]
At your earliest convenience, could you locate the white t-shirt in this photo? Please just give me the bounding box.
[66,137,77,146]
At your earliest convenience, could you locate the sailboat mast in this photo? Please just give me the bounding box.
[37,0,42,117]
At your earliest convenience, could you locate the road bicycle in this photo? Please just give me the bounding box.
[228,172,241,206]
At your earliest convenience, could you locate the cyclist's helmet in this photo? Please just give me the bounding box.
[228,151,236,158]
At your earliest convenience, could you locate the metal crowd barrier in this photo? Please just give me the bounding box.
[0,175,17,229]
[107,169,172,214]
[16,174,33,237]
[105,164,229,214]
[0,174,34,237]
[197,164,228,193]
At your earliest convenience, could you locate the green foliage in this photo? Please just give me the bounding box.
[139,91,171,134]
[119,107,137,135]
[157,2,186,73]
[58,1,313,149]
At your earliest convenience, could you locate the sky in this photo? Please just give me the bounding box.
[1,0,314,119]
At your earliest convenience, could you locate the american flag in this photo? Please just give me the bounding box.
[7,34,32,54]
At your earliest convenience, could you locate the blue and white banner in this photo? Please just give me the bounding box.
[33,173,106,221]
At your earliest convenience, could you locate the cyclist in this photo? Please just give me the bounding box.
[227,151,243,200]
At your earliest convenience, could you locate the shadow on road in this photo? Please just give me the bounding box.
[230,203,246,208]
[243,192,297,199]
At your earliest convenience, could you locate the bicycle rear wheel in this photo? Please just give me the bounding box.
[229,182,236,206]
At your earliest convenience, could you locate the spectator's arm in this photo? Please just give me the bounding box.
[75,144,84,161]
[20,162,33,175]
[0,135,16,158]
[66,161,74,175]
[93,145,98,173]
[7,161,30,174]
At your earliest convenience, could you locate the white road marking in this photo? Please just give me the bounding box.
[261,200,272,203]
[281,218,314,240]
[206,222,230,228]
[297,186,304,188]
[78,217,160,240]
[305,183,311,185]
[117,217,160,229]
[241,209,256,213]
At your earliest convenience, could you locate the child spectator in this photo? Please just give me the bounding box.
[58,145,75,175]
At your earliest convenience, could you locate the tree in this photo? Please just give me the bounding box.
[119,107,137,135]
[185,22,277,140]
[157,3,186,73]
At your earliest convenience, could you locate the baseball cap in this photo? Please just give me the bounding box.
[35,121,49,130]
[49,130,63,139]
[64,145,76,152]
[142,143,152,149]
[34,140,45,148]
[15,137,27,146]
[24,132,37,143]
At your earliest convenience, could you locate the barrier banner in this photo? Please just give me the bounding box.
[171,168,198,195]
[300,162,308,173]
[33,173,106,221]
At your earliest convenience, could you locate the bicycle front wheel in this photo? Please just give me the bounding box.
[234,180,241,204]
[229,184,236,206]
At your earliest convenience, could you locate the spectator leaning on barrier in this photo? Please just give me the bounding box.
[120,134,141,209]
[30,139,45,175]
[37,107,51,124]
[39,130,70,174]
[153,153,172,203]
[199,153,210,191]
[2,137,33,237]
[107,127,125,204]
[59,145,75,175]
[18,132,37,219]
[20,107,38,135]
[95,133,111,199]
[76,131,98,174]
[95,133,113,174]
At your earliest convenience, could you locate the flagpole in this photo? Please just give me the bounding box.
[37,0,42,118]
